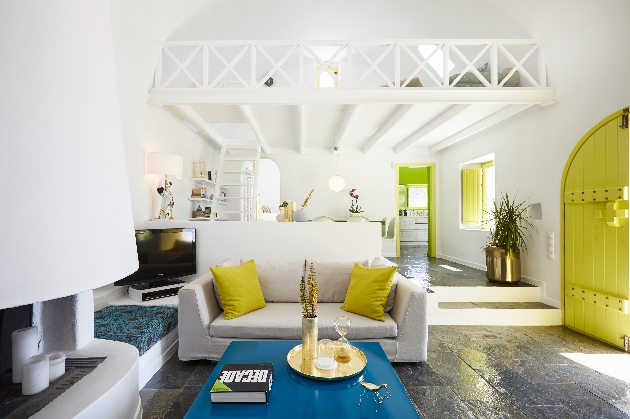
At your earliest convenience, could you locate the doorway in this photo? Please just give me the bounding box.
[561,108,629,348]
[395,163,436,258]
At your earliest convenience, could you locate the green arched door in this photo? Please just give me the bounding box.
[562,108,629,348]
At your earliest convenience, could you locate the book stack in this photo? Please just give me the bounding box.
[191,187,207,199]
[210,363,273,403]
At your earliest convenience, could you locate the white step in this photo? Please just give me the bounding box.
[427,285,562,326]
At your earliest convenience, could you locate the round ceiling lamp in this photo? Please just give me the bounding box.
[329,146,345,192]
[329,175,345,192]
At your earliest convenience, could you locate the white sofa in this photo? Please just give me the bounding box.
[177,258,428,362]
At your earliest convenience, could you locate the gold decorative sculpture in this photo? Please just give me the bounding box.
[301,189,315,209]
[300,263,318,360]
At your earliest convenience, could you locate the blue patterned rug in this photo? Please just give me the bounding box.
[94,305,178,356]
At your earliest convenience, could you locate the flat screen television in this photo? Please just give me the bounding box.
[115,228,196,286]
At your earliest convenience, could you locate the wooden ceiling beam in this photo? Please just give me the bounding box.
[333,104,359,149]
[429,104,532,153]
[363,104,414,153]
[395,104,470,153]
[172,104,223,147]
[239,105,270,154]
[298,105,305,154]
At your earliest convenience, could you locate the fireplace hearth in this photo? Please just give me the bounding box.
[0,357,105,418]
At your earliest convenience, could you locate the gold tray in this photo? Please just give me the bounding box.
[287,344,367,381]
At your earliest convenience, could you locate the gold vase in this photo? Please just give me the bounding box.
[286,202,296,222]
[485,246,521,284]
[301,317,318,360]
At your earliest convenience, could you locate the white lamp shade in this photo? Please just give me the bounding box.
[329,175,346,192]
[146,152,184,178]
[0,1,138,309]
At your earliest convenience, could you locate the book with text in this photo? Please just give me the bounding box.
[210,363,273,403]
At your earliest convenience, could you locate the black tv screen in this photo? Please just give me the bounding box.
[115,228,196,286]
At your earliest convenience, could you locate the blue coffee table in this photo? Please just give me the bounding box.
[184,341,420,418]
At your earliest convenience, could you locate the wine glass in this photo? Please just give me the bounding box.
[333,316,351,344]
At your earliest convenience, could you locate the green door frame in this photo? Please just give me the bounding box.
[395,163,437,258]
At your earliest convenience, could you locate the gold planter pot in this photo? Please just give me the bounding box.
[301,317,318,360]
[485,247,521,284]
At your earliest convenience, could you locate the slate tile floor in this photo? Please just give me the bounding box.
[140,247,630,418]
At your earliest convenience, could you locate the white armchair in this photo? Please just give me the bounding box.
[382,216,398,257]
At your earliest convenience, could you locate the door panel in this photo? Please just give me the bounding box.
[563,111,629,348]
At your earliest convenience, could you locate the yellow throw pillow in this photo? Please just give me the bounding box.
[341,264,396,321]
[210,259,266,320]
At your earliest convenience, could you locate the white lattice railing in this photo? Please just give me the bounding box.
[153,39,547,90]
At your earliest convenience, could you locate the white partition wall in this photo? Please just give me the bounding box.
[146,221,382,272]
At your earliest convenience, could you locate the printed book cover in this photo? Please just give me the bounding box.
[210,363,273,404]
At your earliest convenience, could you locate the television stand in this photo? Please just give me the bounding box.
[128,279,184,302]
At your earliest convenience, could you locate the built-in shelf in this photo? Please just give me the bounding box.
[189,197,210,201]
[189,178,228,190]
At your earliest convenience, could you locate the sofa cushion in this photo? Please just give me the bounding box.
[212,259,238,309]
[306,259,369,303]
[341,264,396,321]
[240,259,305,302]
[209,303,397,340]
[370,256,399,312]
[210,260,266,320]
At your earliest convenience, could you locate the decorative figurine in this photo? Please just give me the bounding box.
[156,181,174,220]
[358,382,391,413]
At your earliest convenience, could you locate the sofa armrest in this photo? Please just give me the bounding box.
[178,271,222,360]
[389,273,428,362]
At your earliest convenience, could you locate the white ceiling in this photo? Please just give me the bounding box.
[179,102,527,154]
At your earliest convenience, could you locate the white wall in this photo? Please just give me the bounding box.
[270,154,439,223]
[109,0,219,225]
[438,1,630,306]
[258,159,281,214]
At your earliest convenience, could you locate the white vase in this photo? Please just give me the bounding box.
[293,209,309,222]
[348,213,368,222]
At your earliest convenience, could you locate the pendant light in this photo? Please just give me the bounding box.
[328,146,345,192]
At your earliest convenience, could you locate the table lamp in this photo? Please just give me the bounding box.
[146,152,183,220]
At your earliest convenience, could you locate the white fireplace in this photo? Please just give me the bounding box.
[0,1,143,418]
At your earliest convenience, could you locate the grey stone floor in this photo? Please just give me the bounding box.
[140,247,630,418]
[140,326,630,418]
[391,245,536,290]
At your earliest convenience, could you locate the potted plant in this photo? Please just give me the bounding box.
[348,188,364,218]
[484,192,534,284]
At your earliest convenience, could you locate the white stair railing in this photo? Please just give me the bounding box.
[211,140,261,221]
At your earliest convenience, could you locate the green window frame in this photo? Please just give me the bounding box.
[462,160,495,228]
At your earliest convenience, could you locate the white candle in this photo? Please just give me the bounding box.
[48,352,66,382]
[11,326,38,383]
[22,354,49,395]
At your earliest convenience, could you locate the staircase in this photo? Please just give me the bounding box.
[428,283,562,326]
[212,140,261,221]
